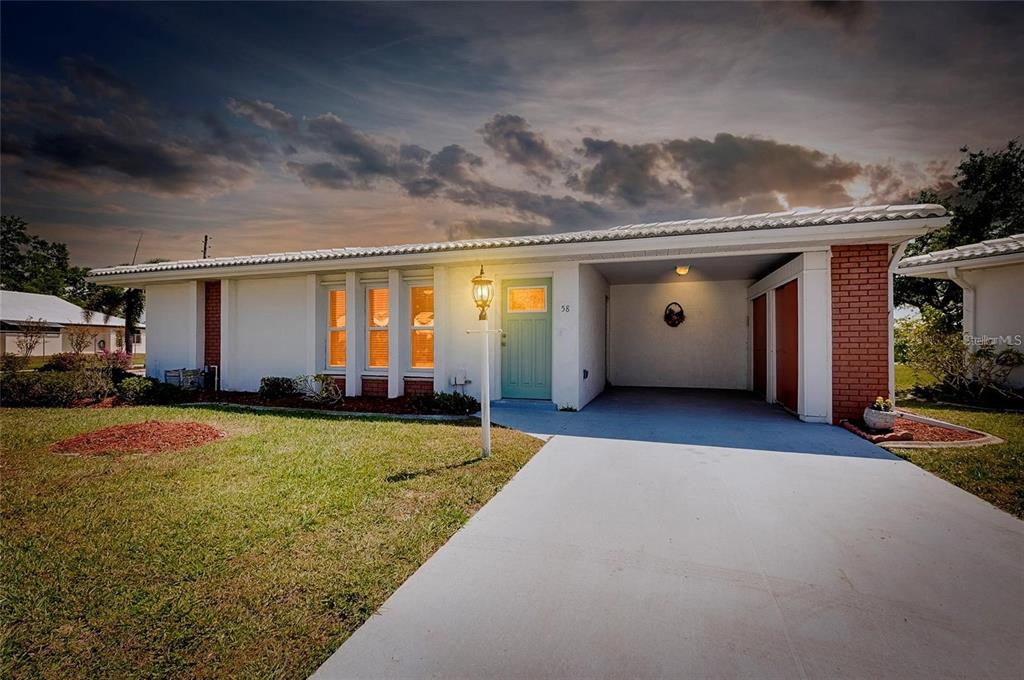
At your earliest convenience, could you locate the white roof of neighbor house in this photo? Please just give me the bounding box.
[0,290,141,328]
[897,233,1024,272]
[89,203,947,279]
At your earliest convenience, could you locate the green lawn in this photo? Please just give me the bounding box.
[0,406,542,679]
[895,401,1024,519]
[894,362,936,395]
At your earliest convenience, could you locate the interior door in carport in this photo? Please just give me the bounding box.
[501,279,552,399]
[775,279,799,412]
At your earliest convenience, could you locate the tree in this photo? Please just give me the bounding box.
[14,317,48,357]
[896,140,1024,324]
[1,216,96,306]
[65,325,94,354]
[83,287,145,354]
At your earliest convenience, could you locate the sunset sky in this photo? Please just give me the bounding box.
[2,1,1022,267]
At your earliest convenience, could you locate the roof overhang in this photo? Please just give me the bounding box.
[88,215,948,286]
[897,250,1024,279]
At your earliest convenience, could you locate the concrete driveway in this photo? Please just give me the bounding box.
[314,389,1024,679]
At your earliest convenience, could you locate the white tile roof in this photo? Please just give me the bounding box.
[897,233,1024,270]
[0,290,136,327]
[90,203,946,278]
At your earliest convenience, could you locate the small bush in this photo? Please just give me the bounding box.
[116,376,186,405]
[259,376,297,400]
[117,376,154,405]
[1,370,114,407]
[39,352,93,372]
[97,349,133,372]
[905,307,1024,403]
[409,391,480,415]
[293,374,343,405]
[1,353,27,374]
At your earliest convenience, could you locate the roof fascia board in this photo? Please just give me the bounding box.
[89,216,946,286]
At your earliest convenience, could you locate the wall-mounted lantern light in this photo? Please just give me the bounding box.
[471,266,495,320]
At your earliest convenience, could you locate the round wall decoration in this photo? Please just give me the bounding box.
[664,302,686,327]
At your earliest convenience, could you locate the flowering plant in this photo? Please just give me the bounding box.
[870,396,894,412]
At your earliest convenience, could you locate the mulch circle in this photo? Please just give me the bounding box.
[50,421,224,456]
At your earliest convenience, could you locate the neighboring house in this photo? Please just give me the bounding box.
[0,290,146,357]
[88,204,949,424]
[897,233,1024,388]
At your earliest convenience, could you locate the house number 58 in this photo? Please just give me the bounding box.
[560,304,570,312]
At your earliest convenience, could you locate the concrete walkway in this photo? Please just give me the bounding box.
[314,389,1024,679]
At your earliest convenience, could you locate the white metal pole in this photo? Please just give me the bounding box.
[480,315,491,458]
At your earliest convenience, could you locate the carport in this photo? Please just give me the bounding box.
[578,249,831,422]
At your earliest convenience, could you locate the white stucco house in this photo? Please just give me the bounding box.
[88,204,950,424]
[897,233,1024,388]
[0,290,146,357]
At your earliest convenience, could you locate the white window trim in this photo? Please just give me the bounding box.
[506,284,549,314]
[365,285,389,374]
[407,282,435,375]
[324,285,346,373]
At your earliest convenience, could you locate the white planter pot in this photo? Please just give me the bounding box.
[863,407,897,431]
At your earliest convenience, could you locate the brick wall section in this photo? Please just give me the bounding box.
[361,377,388,398]
[330,376,346,393]
[831,244,890,424]
[203,281,221,368]
[403,378,434,397]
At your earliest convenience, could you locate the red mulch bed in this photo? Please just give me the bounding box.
[50,421,224,456]
[195,391,432,415]
[842,416,982,444]
[894,417,980,442]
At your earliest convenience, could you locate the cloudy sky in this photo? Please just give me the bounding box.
[2,2,1022,267]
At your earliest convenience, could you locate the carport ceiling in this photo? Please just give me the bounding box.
[593,253,796,284]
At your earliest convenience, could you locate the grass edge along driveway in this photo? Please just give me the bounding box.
[895,401,1024,519]
[0,406,542,679]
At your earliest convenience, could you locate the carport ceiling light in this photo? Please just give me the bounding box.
[675,265,690,276]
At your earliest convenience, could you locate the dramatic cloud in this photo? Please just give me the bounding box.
[479,114,565,180]
[60,56,143,107]
[768,1,878,34]
[567,133,860,210]
[569,138,682,207]
[2,60,262,197]
[664,133,861,208]
[226,98,296,133]
[286,116,610,233]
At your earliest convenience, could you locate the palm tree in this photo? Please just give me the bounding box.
[83,286,145,354]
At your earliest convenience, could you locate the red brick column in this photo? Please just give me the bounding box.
[203,281,221,368]
[831,245,889,424]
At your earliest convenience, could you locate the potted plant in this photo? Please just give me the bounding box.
[863,396,896,431]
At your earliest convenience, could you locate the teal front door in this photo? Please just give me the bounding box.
[501,278,552,399]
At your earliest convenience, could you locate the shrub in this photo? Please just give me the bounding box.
[97,349,133,372]
[293,374,343,405]
[39,352,93,372]
[259,376,296,400]
[116,376,186,405]
[0,370,114,407]
[409,391,480,416]
[117,376,154,405]
[905,307,1024,402]
[1,353,27,374]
